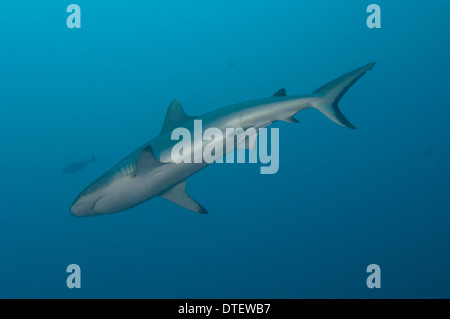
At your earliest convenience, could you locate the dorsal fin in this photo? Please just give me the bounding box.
[272,88,286,97]
[161,99,194,134]
[135,145,165,176]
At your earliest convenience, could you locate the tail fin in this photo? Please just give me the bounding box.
[312,62,375,129]
[91,153,96,163]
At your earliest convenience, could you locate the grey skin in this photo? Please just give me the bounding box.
[70,62,375,217]
[62,154,96,174]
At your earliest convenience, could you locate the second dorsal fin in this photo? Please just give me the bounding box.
[272,88,286,97]
[160,99,194,134]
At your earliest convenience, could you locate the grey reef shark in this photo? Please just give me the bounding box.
[70,62,375,217]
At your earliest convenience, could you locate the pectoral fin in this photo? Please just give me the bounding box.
[160,181,208,214]
[136,145,165,176]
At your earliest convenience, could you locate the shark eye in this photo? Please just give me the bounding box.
[81,192,86,197]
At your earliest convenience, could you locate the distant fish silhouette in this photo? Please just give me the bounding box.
[62,154,96,174]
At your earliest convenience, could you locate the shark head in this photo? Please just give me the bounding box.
[70,187,105,217]
[70,158,144,216]
[70,168,115,217]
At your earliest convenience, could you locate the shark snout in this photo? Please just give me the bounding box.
[70,194,104,217]
[70,202,97,217]
[70,197,94,217]
[70,203,83,216]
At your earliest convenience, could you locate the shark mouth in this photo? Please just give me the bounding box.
[91,196,104,213]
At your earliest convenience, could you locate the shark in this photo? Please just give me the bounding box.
[70,62,375,217]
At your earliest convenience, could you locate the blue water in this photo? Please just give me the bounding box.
[1,0,449,298]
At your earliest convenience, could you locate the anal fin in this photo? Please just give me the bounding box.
[279,115,299,124]
[160,181,208,214]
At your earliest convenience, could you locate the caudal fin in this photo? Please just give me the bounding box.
[312,62,376,129]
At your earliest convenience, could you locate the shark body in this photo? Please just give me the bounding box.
[70,62,375,217]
